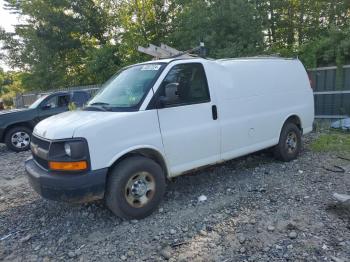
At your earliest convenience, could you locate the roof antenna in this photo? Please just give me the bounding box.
[199,42,207,58]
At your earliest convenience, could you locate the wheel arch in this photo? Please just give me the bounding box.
[107,146,170,179]
[280,114,303,135]
[285,114,302,130]
[3,122,33,140]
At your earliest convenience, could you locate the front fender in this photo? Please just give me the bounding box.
[107,145,170,176]
[73,110,165,172]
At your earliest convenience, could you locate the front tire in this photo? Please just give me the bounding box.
[105,156,166,219]
[274,122,301,162]
[4,126,32,152]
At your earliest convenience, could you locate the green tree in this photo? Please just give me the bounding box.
[171,0,264,58]
[1,0,350,94]
[254,0,350,59]
[0,68,7,96]
[1,0,121,90]
[0,69,26,106]
[117,0,179,63]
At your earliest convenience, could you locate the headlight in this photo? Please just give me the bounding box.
[48,139,90,172]
[64,143,71,157]
[49,139,89,161]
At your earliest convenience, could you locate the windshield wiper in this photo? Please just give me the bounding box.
[85,102,113,112]
[89,102,111,106]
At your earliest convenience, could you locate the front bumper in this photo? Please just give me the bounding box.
[25,158,108,203]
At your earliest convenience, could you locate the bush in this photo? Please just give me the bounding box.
[0,93,14,107]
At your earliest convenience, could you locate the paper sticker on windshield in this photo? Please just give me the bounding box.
[141,65,161,71]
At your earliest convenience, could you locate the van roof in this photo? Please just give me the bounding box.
[139,55,298,65]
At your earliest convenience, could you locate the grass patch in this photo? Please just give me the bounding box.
[311,132,350,152]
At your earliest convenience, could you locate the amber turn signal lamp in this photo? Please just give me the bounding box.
[49,161,87,171]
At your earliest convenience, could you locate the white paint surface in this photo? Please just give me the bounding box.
[34,57,314,176]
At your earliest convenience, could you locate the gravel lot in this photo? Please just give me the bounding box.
[0,134,350,262]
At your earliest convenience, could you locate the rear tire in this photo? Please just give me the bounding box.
[274,122,301,162]
[4,126,32,152]
[105,156,166,219]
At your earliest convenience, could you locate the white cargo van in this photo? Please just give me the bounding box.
[25,57,314,219]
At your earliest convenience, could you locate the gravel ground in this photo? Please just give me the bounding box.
[0,134,350,262]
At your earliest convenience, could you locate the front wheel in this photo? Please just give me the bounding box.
[274,122,301,162]
[4,126,32,152]
[105,156,166,219]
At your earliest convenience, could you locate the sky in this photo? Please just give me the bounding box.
[0,0,19,70]
[0,0,17,33]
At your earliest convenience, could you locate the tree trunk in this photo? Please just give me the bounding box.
[269,1,276,44]
[298,0,305,46]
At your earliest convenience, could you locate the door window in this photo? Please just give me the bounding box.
[43,95,70,109]
[43,96,58,109]
[57,95,70,107]
[72,92,90,107]
[158,63,210,107]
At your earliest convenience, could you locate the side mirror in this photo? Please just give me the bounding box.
[157,83,179,108]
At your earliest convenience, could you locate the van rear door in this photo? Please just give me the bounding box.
[155,62,220,175]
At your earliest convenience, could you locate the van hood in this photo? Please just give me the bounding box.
[33,110,129,140]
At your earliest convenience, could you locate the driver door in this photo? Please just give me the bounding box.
[38,94,70,121]
[156,63,220,175]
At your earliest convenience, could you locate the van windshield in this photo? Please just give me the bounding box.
[87,63,165,111]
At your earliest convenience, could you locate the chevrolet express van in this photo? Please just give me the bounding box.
[25,57,314,219]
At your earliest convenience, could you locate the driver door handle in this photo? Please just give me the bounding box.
[212,105,218,120]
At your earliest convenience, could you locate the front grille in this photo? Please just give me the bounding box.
[33,154,49,169]
[31,134,50,169]
[31,135,50,150]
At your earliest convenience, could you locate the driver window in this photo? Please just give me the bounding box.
[159,63,210,107]
[43,95,70,109]
[58,95,70,107]
[44,96,58,109]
